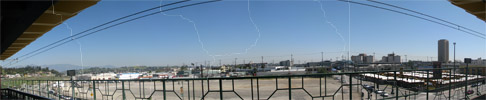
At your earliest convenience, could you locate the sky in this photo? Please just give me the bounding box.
[2,0,485,67]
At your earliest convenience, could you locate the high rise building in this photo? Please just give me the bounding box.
[380,53,400,63]
[438,39,449,62]
[351,53,374,64]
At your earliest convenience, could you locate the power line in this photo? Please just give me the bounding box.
[367,0,485,36]
[3,0,221,67]
[13,0,190,60]
[338,0,485,39]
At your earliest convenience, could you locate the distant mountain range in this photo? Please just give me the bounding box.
[13,64,118,72]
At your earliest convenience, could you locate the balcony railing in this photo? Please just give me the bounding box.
[1,88,52,100]
[2,67,485,100]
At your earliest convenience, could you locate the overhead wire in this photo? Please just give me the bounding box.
[13,0,190,60]
[337,0,485,39]
[367,0,485,36]
[3,0,221,67]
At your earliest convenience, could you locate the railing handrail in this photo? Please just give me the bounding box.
[1,88,52,100]
[7,67,479,81]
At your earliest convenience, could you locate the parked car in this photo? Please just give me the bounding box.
[362,85,375,91]
[471,83,481,87]
[375,90,384,94]
[381,93,389,97]
[48,90,55,94]
[466,90,474,95]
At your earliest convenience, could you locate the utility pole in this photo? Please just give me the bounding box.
[291,54,293,67]
[261,56,264,69]
[405,55,407,62]
[453,42,456,71]
[320,52,323,73]
[373,52,376,62]
[234,58,237,72]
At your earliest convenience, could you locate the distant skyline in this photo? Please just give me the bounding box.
[2,0,485,67]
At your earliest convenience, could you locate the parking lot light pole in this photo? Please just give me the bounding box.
[67,70,76,100]
[464,58,471,100]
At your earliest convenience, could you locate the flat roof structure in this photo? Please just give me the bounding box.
[1,0,99,60]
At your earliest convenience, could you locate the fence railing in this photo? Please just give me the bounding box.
[1,88,52,100]
[2,67,486,100]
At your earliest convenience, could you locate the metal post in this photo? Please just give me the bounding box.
[251,78,254,100]
[188,80,191,100]
[341,74,344,100]
[427,70,429,100]
[163,80,167,100]
[465,63,468,100]
[395,71,398,100]
[453,42,456,100]
[288,77,292,100]
[38,80,40,97]
[477,68,480,95]
[320,76,322,97]
[201,80,204,99]
[31,80,33,94]
[257,78,259,99]
[192,80,195,100]
[47,80,49,98]
[122,81,126,100]
[449,69,452,100]
[71,78,75,100]
[93,81,96,100]
[58,81,60,100]
[219,79,223,100]
[350,74,352,100]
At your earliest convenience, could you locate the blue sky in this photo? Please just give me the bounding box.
[4,0,485,67]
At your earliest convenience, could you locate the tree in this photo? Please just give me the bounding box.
[317,67,328,74]
[180,66,188,71]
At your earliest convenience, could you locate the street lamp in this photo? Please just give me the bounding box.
[464,58,471,100]
[67,70,76,100]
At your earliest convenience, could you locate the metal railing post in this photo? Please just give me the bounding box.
[251,78,254,100]
[31,80,34,94]
[38,80,40,96]
[163,80,166,100]
[219,79,223,100]
[426,70,429,100]
[319,76,322,97]
[46,80,49,98]
[93,81,96,100]
[122,81,126,100]
[71,79,75,100]
[192,80,195,100]
[350,74,353,100]
[288,77,291,100]
[201,79,204,99]
[395,71,398,100]
[188,80,190,100]
[449,69,452,100]
[465,65,468,100]
[257,78,259,99]
[58,80,60,100]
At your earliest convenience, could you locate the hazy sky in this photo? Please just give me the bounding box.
[3,0,485,67]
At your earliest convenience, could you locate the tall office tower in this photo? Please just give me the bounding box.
[438,39,449,62]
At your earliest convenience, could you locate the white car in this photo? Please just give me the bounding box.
[375,90,384,94]
[52,82,64,87]
[381,93,389,97]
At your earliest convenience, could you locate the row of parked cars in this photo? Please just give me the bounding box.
[362,84,389,97]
